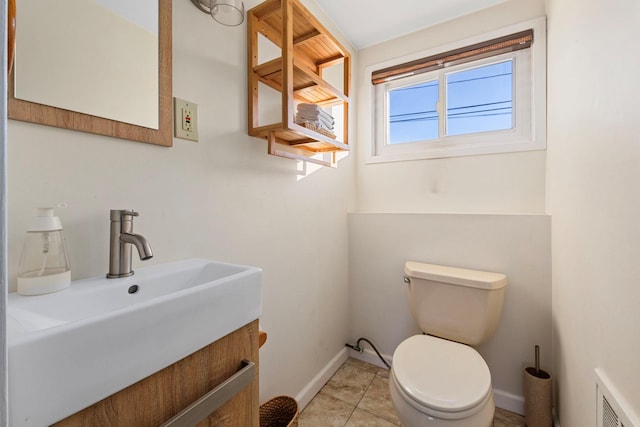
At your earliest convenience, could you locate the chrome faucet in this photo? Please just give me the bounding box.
[107,209,153,278]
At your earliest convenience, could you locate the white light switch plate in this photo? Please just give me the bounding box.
[174,97,199,142]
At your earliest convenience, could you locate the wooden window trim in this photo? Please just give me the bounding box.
[371,29,533,85]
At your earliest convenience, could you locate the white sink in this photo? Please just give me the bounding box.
[7,258,262,426]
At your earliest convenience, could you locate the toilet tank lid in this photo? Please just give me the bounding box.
[404,261,507,290]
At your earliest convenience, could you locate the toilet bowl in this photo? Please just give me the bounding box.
[389,335,494,427]
[389,262,507,427]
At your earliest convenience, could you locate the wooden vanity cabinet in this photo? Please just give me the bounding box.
[53,320,259,427]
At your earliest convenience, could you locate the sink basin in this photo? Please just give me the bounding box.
[7,258,262,426]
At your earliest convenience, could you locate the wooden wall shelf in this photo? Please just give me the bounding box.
[248,0,351,167]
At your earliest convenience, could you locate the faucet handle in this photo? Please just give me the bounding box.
[110,209,140,221]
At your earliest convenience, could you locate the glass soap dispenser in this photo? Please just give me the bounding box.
[17,207,71,296]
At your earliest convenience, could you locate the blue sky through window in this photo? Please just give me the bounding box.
[447,60,513,136]
[388,60,513,144]
[388,80,439,144]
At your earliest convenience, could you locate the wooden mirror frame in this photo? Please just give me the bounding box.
[8,0,16,75]
[8,0,173,147]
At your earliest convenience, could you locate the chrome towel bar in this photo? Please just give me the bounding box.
[161,359,255,427]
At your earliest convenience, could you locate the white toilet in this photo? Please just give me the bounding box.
[389,261,507,427]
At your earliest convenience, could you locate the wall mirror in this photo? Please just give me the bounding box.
[8,0,172,147]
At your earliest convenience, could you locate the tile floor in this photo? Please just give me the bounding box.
[299,358,525,427]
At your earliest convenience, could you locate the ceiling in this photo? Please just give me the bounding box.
[314,0,509,49]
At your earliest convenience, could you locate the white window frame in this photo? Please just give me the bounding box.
[366,17,546,164]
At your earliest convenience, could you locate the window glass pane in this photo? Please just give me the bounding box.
[388,80,439,144]
[446,60,513,136]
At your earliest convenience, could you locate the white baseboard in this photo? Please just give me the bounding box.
[296,348,349,411]
[331,346,529,421]
[494,388,524,415]
[350,348,525,417]
[348,347,393,369]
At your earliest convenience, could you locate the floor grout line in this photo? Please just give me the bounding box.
[341,364,377,427]
[300,358,524,427]
[342,361,395,426]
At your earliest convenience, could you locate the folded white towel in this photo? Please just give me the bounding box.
[296,104,334,124]
[296,113,334,129]
[297,103,321,111]
[295,114,334,130]
[294,118,334,133]
[298,110,333,123]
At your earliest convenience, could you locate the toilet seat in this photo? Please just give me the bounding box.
[392,335,492,417]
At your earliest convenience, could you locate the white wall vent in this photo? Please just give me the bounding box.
[602,396,625,427]
[596,369,638,427]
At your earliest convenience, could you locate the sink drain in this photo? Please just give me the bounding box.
[128,285,139,294]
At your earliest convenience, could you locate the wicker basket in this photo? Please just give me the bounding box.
[300,121,337,140]
[259,396,299,427]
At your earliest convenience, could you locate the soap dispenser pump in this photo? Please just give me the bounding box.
[17,207,71,296]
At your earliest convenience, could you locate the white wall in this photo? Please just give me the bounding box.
[11,1,640,425]
[347,0,551,414]
[356,0,547,213]
[349,213,551,412]
[2,1,9,423]
[546,0,640,424]
[6,0,356,408]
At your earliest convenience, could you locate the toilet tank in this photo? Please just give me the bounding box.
[404,261,507,346]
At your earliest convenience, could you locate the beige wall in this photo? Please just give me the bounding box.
[8,0,640,424]
[347,0,550,414]
[349,213,551,413]
[355,0,547,213]
[546,0,640,424]
[7,0,356,405]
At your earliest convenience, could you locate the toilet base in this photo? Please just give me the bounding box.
[389,369,495,427]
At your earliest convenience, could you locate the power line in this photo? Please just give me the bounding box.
[390,110,512,124]
[391,82,438,92]
[448,72,512,85]
[387,70,514,127]
[391,109,437,118]
[449,111,512,119]
[390,72,512,93]
[390,107,511,124]
[390,100,511,120]
[448,106,512,118]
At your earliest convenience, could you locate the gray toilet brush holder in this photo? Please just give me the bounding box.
[523,345,552,427]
